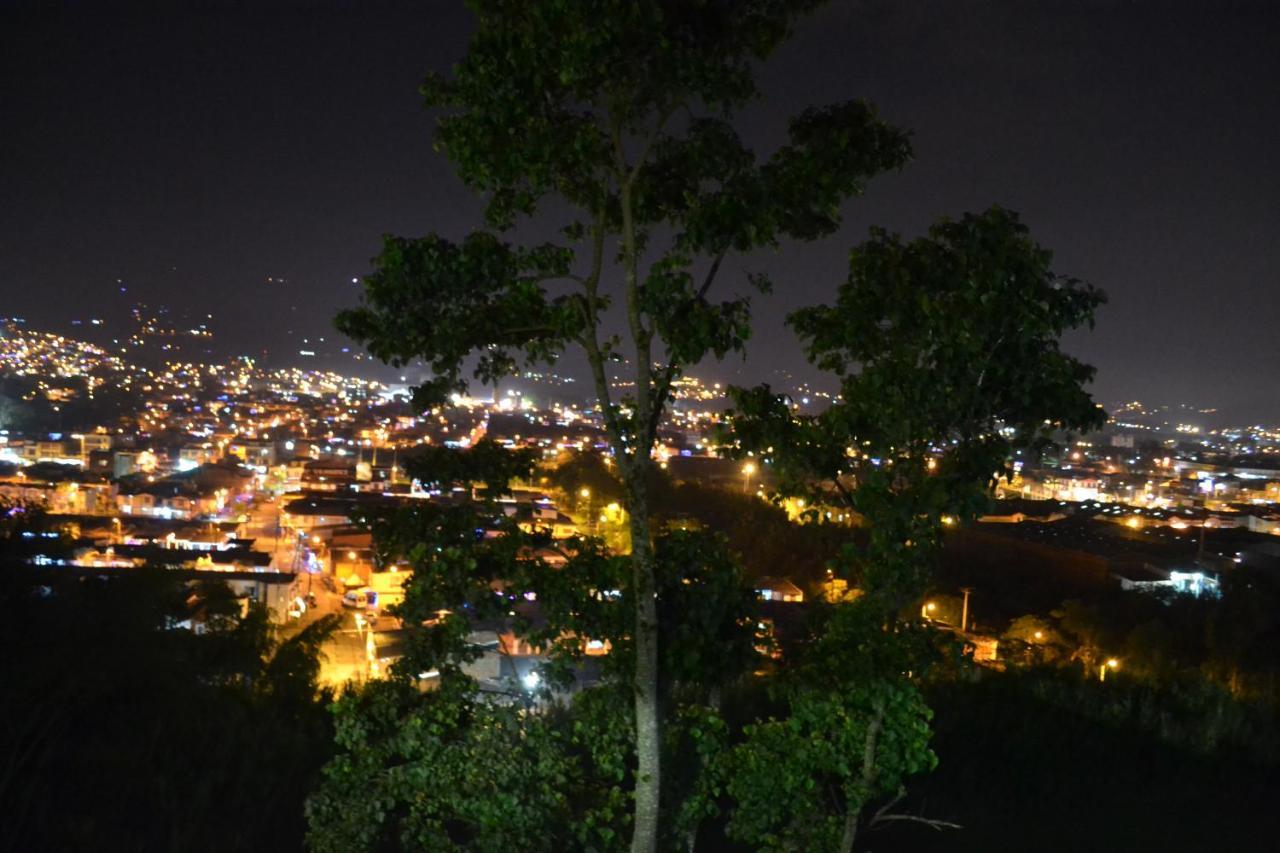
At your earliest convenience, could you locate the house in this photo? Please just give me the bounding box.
[331,526,376,587]
[497,495,579,538]
[230,439,277,467]
[1242,511,1280,536]
[77,433,112,459]
[281,495,355,532]
[1114,563,1221,598]
[177,444,217,470]
[302,459,356,491]
[967,635,1000,663]
[115,479,222,520]
[755,576,804,603]
[981,498,1069,524]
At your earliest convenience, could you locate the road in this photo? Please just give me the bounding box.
[238,496,293,570]
[240,496,370,689]
[277,574,372,689]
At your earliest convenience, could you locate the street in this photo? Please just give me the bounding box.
[240,496,370,689]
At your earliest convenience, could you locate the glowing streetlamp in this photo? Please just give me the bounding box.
[579,487,595,534]
[1099,658,1119,682]
[742,461,756,494]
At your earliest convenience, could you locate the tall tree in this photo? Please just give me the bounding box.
[722,207,1107,848]
[336,3,910,847]
[728,207,1106,604]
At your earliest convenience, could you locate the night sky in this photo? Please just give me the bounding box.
[2,1,1277,420]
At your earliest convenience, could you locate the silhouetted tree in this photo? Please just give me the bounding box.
[334,4,910,845]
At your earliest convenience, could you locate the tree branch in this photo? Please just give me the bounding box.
[860,701,884,785]
[839,701,887,853]
[865,788,961,833]
[830,472,856,506]
[645,248,729,439]
[609,110,630,184]
[531,272,587,287]
[577,207,626,451]
[610,110,656,458]
[869,813,963,832]
[627,101,680,187]
[500,325,560,338]
[696,250,727,300]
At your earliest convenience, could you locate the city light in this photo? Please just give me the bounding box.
[1100,658,1120,682]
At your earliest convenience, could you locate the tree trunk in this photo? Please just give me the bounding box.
[612,130,663,853]
[629,471,662,853]
[841,700,885,853]
[839,811,859,853]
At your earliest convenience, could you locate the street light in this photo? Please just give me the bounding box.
[742,461,756,494]
[579,487,595,533]
[1099,658,1119,682]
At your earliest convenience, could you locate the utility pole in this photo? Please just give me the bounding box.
[1196,514,1218,571]
[960,587,974,634]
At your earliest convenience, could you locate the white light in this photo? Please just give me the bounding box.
[522,671,541,690]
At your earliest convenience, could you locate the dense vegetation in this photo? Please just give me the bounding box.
[4,489,1280,852]
[891,672,1280,852]
[0,512,336,852]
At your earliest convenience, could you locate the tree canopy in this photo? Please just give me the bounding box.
[334,3,911,848]
[727,207,1107,599]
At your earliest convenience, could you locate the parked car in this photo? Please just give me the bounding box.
[342,589,369,608]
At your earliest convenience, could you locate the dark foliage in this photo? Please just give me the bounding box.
[0,548,336,852]
[879,673,1280,853]
[647,474,854,587]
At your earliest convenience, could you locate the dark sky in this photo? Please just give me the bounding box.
[2,1,1278,420]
